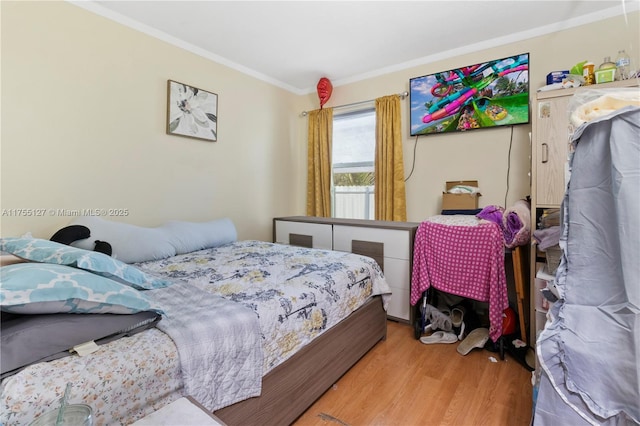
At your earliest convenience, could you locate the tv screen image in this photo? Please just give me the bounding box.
[410,53,530,136]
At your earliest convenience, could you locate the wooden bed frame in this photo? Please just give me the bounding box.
[214,295,388,426]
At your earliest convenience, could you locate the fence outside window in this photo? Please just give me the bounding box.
[332,186,374,220]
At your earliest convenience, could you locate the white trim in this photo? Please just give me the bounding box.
[67,1,638,95]
[329,4,639,93]
[67,0,304,94]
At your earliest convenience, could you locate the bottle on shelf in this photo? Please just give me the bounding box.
[598,56,616,70]
[582,62,595,85]
[615,49,631,81]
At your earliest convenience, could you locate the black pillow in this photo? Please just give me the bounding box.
[1,311,161,379]
[94,240,113,256]
[50,225,91,245]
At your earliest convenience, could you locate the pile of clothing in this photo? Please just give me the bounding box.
[476,199,531,248]
[533,209,561,273]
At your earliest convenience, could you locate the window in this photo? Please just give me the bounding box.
[332,108,376,219]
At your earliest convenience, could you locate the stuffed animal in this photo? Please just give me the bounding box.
[50,225,112,256]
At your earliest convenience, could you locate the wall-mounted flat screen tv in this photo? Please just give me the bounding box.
[410,53,529,136]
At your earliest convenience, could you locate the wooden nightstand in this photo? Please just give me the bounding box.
[130,396,227,426]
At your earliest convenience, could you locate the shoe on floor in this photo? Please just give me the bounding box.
[420,331,458,345]
[451,307,466,340]
[457,328,490,355]
[425,304,452,332]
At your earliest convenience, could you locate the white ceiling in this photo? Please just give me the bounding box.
[73,1,638,94]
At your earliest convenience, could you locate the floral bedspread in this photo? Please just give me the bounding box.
[1,328,183,426]
[1,240,390,425]
[138,240,391,372]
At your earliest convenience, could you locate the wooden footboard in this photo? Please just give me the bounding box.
[214,296,387,426]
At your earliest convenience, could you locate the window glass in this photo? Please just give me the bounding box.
[332,109,375,219]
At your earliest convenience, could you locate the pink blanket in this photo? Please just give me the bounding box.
[411,221,508,342]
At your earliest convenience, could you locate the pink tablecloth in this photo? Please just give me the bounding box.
[410,220,508,342]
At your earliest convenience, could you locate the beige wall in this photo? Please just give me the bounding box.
[295,11,640,222]
[1,2,638,239]
[1,1,301,240]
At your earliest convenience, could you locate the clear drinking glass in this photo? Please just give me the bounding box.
[28,404,93,426]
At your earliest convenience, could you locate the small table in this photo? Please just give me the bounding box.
[411,217,510,343]
[130,396,227,426]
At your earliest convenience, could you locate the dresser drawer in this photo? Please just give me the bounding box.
[274,220,333,250]
[382,257,410,289]
[386,284,411,321]
[332,225,410,260]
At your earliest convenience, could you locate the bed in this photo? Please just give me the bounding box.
[0,219,390,426]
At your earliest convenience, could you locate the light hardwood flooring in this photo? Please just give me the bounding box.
[294,321,533,426]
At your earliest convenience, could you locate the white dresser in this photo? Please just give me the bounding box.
[273,216,419,323]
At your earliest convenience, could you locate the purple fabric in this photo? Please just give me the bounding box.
[533,226,561,250]
[506,211,523,234]
[477,201,531,248]
[503,212,523,244]
[502,199,531,248]
[476,205,504,225]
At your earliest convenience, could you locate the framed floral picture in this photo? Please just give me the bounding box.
[166,80,218,142]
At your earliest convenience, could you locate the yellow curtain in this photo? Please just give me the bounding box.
[306,108,333,217]
[375,95,407,221]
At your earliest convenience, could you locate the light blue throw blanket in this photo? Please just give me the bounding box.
[147,281,263,411]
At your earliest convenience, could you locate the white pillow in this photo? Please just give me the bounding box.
[160,218,237,254]
[68,217,237,263]
[70,216,176,264]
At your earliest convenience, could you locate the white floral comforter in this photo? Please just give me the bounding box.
[1,241,390,425]
[138,240,391,372]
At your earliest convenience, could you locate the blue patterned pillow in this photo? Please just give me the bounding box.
[0,263,164,315]
[0,237,172,290]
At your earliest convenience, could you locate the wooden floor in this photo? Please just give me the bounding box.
[294,321,533,426]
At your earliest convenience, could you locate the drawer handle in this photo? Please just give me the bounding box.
[541,143,549,164]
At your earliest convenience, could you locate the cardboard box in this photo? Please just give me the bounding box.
[442,180,481,210]
[546,71,569,85]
